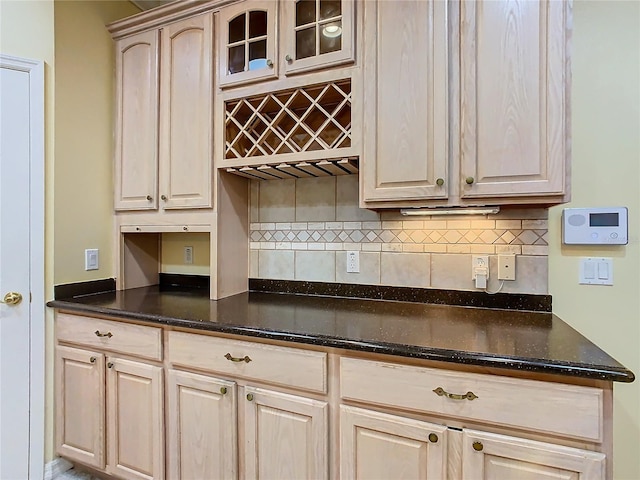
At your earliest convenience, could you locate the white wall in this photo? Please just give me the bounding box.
[549,1,640,479]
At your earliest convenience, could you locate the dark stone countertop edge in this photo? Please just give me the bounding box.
[47,299,636,384]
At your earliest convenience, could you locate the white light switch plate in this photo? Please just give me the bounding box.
[85,249,99,271]
[579,257,613,285]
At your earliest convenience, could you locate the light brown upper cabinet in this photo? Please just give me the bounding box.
[114,30,159,211]
[459,0,569,200]
[218,1,278,88]
[217,0,356,88]
[281,0,356,75]
[362,0,571,208]
[114,12,214,212]
[361,0,449,203]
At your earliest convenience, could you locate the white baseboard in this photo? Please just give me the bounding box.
[44,458,73,480]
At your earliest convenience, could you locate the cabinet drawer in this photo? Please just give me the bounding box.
[168,331,327,394]
[340,358,603,442]
[56,313,162,361]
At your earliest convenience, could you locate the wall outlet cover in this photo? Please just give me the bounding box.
[346,251,360,273]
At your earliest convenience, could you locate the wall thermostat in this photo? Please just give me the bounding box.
[562,207,628,245]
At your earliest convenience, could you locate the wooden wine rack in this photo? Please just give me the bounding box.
[224,79,352,160]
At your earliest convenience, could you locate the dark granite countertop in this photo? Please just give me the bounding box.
[47,286,635,383]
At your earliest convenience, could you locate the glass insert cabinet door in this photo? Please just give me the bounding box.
[218,1,277,87]
[282,0,355,75]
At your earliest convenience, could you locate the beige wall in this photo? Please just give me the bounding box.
[549,1,640,479]
[49,0,139,461]
[54,0,140,285]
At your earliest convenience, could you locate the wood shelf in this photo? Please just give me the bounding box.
[225,157,358,180]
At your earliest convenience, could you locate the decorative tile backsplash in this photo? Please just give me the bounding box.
[249,175,549,294]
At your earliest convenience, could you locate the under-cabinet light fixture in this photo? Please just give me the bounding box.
[400,207,500,216]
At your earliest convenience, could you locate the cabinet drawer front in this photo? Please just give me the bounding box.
[56,313,162,361]
[340,358,603,442]
[168,331,327,393]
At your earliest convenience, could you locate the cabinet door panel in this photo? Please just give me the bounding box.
[244,387,328,480]
[282,0,355,75]
[160,13,214,209]
[55,346,105,469]
[107,358,164,480]
[167,370,237,480]
[460,0,568,198]
[218,1,278,87]
[114,30,159,211]
[362,0,448,202]
[340,405,447,480]
[462,430,605,480]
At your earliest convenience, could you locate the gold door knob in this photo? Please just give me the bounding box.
[246,393,254,401]
[465,177,475,185]
[472,441,483,451]
[220,387,228,395]
[285,54,292,63]
[436,178,444,186]
[428,433,438,443]
[1,292,22,306]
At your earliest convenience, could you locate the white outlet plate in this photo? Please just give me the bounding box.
[346,251,360,273]
[498,254,516,280]
[85,249,99,271]
[471,255,489,280]
[184,246,193,265]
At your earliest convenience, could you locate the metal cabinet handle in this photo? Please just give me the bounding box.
[436,178,444,186]
[220,387,228,395]
[161,195,167,201]
[428,433,438,443]
[465,177,475,185]
[90,356,97,363]
[473,441,483,451]
[107,362,114,369]
[266,59,273,68]
[94,330,113,338]
[246,393,254,401]
[1,292,22,305]
[433,387,478,401]
[285,54,292,63]
[146,195,152,201]
[182,226,188,231]
[225,353,252,363]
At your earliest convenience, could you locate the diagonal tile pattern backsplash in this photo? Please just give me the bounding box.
[249,175,549,294]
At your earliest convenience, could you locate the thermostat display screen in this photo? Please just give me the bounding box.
[590,213,619,227]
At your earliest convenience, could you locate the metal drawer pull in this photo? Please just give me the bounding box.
[220,387,227,395]
[107,362,114,369]
[94,330,113,338]
[473,441,484,451]
[90,357,97,363]
[246,393,254,401]
[428,433,438,443]
[433,387,478,401]
[225,353,252,363]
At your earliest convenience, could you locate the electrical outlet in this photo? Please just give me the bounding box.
[471,255,489,280]
[184,246,193,265]
[85,249,99,271]
[346,251,360,273]
[498,254,516,280]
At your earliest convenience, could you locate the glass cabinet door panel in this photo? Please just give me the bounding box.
[218,1,277,87]
[320,0,341,20]
[284,0,354,75]
[229,14,246,43]
[249,11,268,37]
[296,27,316,59]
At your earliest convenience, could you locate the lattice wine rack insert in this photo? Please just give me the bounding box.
[225,79,352,159]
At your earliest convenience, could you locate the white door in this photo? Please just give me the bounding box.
[0,55,45,480]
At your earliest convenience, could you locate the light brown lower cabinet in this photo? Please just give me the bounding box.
[55,346,164,480]
[55,314,612,480]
